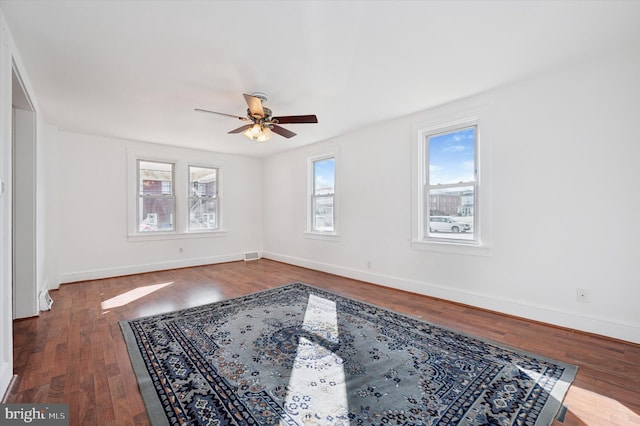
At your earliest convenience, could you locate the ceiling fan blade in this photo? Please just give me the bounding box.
[195,108,248,120]
[228,124,253,134]
[243,94,264,118]
[270,124,297,139]
[273,114,318,124]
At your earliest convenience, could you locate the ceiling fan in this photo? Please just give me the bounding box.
[195,93,318,142]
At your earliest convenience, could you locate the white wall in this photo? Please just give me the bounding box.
[263,45,640,344]
[42,124,60,292]
[55,131,263,283]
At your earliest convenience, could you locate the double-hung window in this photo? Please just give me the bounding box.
[310,156,335,233]
[138,160,175,232]
[423,121,478,243]
[129,152,225,239]
[188,166,218,231]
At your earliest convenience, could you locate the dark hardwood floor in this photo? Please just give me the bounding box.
[6,259,640,425]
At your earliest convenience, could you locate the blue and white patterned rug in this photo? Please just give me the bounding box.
[120,282,577,425]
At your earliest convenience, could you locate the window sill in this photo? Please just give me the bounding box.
[128,229,228,242]
[410,239,492,256]
[304,231,340,242]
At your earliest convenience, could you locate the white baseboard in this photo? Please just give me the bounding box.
[59,253,243,284]
[262,251,640,344]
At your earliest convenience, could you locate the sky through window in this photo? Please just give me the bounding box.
[428,127,475,185]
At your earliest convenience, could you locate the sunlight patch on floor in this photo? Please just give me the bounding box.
[101,281,174,310]
[284,294,349,424]
[568,385,640,425]
[517,367,543,382]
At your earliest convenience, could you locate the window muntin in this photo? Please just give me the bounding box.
[188,166,218,231]
[311,156,335,233]
[425,125,477,242]
[138,160,175,232]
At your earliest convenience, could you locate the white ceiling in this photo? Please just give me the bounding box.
[2,1,640,157]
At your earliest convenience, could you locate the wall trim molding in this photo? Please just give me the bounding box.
[57,253,242,285]
[262,251,640,345]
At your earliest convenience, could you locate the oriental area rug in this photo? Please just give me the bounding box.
[120,283,577,426]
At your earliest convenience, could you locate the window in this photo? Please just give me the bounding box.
[188,166,218,231]
[138,160,175,232]
[424,125,477,242]
[128,151,226,239]
[310,156,335,233]
[412,109,490,255]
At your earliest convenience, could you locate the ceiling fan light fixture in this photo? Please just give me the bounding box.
[249,123,261,136]
[243,124,272,142]
[258,127,273,142]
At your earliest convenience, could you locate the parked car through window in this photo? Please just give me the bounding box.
[429,216,471,233]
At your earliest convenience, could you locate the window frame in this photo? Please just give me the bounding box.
[127,150,227,241]
[411,112,491,256]
[424,124,478,244]
[137,159,176,234]
[306,153,338,238]
[187,165,219,232]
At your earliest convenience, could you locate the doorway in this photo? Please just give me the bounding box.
[11,64,38,318]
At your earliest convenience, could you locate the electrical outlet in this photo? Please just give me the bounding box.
[576,288,589,303]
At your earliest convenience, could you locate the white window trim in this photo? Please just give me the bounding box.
[137,159,176,233]
[305,152,339,239]
[411,107,492,256]
[127,150,227,241]
[187,164,220,232]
